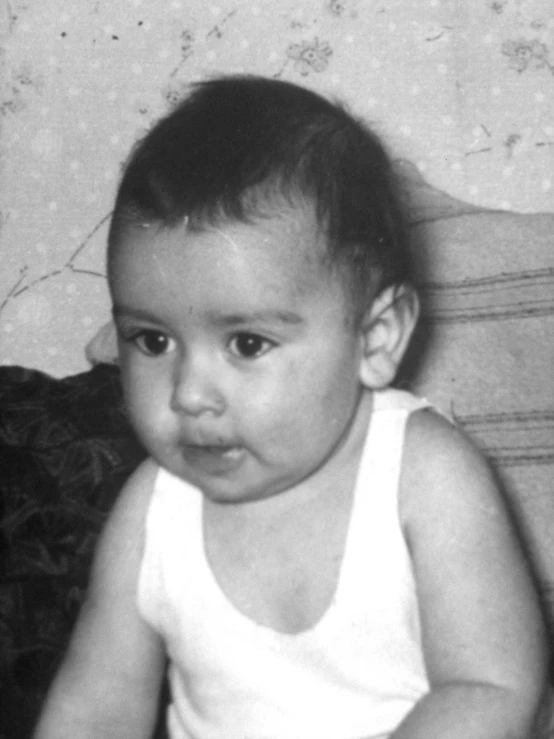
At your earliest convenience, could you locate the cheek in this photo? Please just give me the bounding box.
[245,351,359,442]
[120,360,169,437]
[302,344,362,430]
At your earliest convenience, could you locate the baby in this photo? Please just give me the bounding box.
[34,75,549,739]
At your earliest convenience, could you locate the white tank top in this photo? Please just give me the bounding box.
[138,389,431,739]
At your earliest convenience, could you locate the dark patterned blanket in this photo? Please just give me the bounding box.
[0,363,146,738]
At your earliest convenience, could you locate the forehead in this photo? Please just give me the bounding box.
[109,205,345,314]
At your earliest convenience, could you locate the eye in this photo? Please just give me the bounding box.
[132,330,176,357]
[229,332,274,359]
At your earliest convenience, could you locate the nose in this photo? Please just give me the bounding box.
[170,354,225,417]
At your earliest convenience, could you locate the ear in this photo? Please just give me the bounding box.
[358,284,420,390]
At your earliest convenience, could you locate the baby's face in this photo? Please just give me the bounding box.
[110,206,367,504]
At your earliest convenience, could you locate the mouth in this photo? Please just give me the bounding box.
[179,443,246,475]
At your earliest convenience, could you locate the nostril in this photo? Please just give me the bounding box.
[170,369,225,417]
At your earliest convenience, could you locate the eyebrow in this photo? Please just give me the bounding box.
[206,309,304,327]
[112,305,303,326]
[112,306,159,322]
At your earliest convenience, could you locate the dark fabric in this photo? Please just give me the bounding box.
[0,363,147,738]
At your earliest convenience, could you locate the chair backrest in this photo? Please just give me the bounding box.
[398,160,554,635]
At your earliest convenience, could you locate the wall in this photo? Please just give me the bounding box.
[1,0,553,377]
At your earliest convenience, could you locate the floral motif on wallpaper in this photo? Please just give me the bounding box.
[0,58,43,117]
[285,37,333,76]
[488,1,508,13]
[502,37,553,75]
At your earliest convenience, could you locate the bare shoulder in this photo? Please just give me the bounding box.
[77,455,162,654]
[399,407,547,699]
[76,456,161,633]
[104,456,159,533]
[398,406,528,592]
[399,407,500,534]
[92,457,159,585]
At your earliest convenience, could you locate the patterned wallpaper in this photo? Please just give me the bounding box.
[0,0,553,377]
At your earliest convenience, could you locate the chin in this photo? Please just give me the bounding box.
[198,482,268,506]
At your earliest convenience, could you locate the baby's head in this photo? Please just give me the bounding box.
[108,74,414,329]
[107,76,419,502]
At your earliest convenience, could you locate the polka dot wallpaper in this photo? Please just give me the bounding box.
[1,0,553,376]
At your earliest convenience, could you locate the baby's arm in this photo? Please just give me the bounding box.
[394,410,548,739]
[33,459,166,739]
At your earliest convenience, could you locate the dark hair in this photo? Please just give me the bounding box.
[108,74,412,317]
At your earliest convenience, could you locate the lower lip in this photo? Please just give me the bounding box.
[180,445,246,475]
